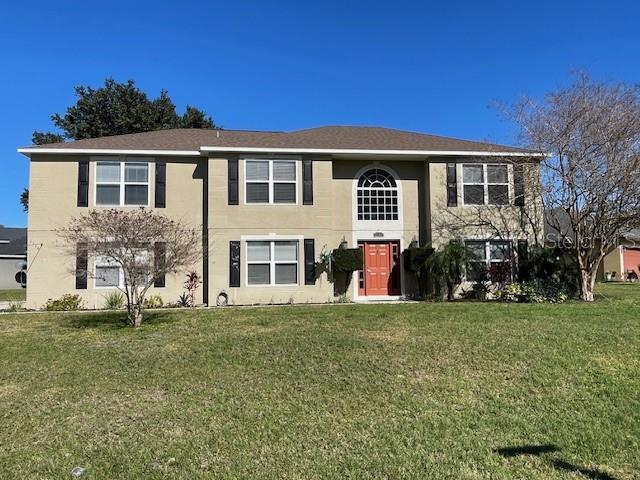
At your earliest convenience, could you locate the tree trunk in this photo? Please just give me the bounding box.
[446,281,454,301]
[129,304,143,327]
[579,269,595,302]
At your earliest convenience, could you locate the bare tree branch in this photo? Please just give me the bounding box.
[507,72,640,300]
[58,208,201,326]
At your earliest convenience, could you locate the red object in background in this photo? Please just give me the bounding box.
[623,248,640,278]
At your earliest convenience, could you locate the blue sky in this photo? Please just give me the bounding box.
[1,0,639,227]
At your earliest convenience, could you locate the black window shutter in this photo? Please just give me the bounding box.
[304,239,316,285]
[75,243,88,289]
[155,161,166,208]
[514,163,525,206]
[517,239,529,280]
[229,240,240,287]
[303,159,313,205]
[446,163,457,207]
[77,161,89,207]
[517,239,528,260]
[154,242,166,287]
[228,158,239,205]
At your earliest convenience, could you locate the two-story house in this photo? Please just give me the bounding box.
[18,126,543,309]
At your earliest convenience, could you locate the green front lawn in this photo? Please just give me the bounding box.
[0,288,26,302]
[0,283,638,479]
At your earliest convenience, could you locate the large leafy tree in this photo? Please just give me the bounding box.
[32,78,217,144]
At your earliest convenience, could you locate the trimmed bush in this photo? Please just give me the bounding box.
[144,295,164,309]
[403,246,434,272]
[332,248,363,272]
[44,294,84,311]
[494,282,569,303]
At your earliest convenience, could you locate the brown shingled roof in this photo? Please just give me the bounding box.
[20,126,535,154]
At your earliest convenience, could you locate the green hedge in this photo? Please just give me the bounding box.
[403,246,434,272]
[332,248,363,272]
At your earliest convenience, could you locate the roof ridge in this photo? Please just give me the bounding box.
[287,125,523,149]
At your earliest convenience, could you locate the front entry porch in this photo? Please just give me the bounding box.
[357,240,401,298]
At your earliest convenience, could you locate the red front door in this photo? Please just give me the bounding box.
[359,241,401,296]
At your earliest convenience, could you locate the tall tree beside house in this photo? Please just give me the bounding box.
[510,73,640,301]
[181,105,217,128]
[31,131,65,145]
[58,209,201,328]
[20,188,29,213]
[33,78,217,142]
[24,78,218,211]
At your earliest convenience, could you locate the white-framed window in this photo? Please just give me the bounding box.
[94,256,122,288]
[246,240,299,285]
[464,240,512,282]
[462,164,510,206]
[95,160,149,206]
[94,249,151,288]
[245,159,297,204]
[357,168,399,220]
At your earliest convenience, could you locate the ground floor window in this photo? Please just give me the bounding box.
[465,240,512,282]
[94,250,150,288]
[246,240,298,285]
[95,257,121,287]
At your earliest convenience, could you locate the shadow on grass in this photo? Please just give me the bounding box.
[494,444,559,457]
[65,310,176,330]
[495,444,616,480]
[551,459,617,480]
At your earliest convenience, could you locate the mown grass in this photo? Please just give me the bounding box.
[0,289,26,302]
[0,283,638,479]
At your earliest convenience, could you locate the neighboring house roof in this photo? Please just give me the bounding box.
[18,126,540,157]
[0,227,27,257]
[544,208,574,243]
[622,228,640,242]
[545,208,640,244]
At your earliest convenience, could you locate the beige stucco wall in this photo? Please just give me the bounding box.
[206,157,427,304]
[602,246,624,280]
[26,155,204,310]
[428,161,542,248]
[26,152,543,308]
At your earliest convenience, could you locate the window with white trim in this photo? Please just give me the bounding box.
[96,160,149,206]
[462,164,509,205]
[357,168,399,220]
[245,159,297,204]
[94,249,150,288]
[246,240,298,285]
[465,240,512,282]
[94,256,121,288]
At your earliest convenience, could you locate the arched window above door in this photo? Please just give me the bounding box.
[356,168,399,220]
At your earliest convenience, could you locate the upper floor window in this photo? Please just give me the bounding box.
[96,161,149,206]
[245,159,297,204]
[357,168,398,220]
[462,164,509,206]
